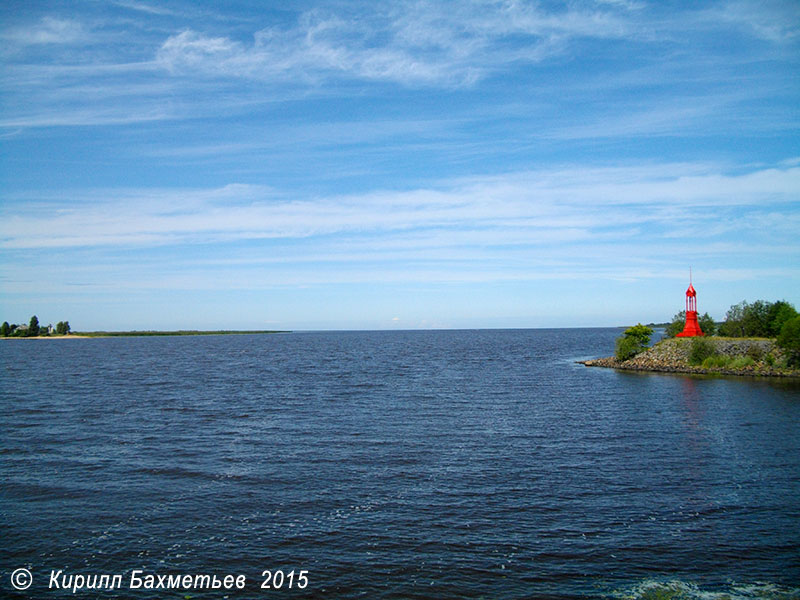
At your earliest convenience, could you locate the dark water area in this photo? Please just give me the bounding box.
[2,329,799,599]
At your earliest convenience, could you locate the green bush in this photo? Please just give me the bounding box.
[777,316,800,367]
[615,323,653,360]
[765,353,775,366]
[625,323,654,345]
[616,335,640,361]
[689,338,717,365]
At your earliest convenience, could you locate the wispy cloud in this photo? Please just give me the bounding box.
[3,162,798,252]
[2,1,796,130]
[153,2,635,86]
[112,1,178,17]
[714,0,800,42]
[149,1,800,89]
[2,16,87,47]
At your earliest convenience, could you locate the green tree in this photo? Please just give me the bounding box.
[665,311,685,338]
[740,300,770,337]
[56,321,71,335]
[719,301,747,337]
[767,301,798,337]
[28,315,40,337]
[777,316,800,367]
[698,312,716,336]
[0,321,9,337]
[615,323,653,360]
[719,300,799,338]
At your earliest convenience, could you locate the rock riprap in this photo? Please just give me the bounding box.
[580,337,799,378]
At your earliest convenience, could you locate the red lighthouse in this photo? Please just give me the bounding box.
[676,276,704,337]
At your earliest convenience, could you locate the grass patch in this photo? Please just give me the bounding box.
[728,356,755,369]
[701,355,730,368]
[700,355,756,370]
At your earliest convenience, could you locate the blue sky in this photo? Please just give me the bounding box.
[1,0,798,330]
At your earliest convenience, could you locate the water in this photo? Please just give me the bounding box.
[2,329,799,599]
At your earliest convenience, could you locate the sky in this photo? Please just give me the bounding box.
[1,0,799,331]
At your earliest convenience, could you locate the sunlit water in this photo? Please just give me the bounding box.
[2,329,799,599]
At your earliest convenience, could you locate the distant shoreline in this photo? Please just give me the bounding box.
[2,330,289,339]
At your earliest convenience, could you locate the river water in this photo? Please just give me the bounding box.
[2,329,799,599]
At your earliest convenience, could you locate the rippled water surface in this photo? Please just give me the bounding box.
[2,329,799,599]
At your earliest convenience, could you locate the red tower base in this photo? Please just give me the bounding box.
[676,310,704,337]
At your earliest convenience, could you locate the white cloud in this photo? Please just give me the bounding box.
[3,2,796,130]
[154,1,635,86]
[715,0,800,42]
[157,30,244,74]
[113,1,178,17]
[3,163,798,252]
[3,17,87,46]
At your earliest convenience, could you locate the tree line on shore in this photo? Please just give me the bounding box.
[664,299,797,338]
[617,299,800,367]
[1,315,70,337]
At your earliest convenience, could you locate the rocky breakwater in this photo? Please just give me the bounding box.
[581,337,800,378]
